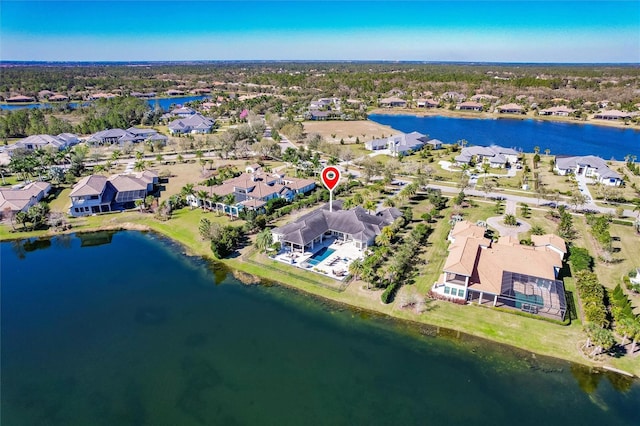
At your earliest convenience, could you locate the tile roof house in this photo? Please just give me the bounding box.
[378,97,407,108]
[69,171,158,216]
[432,221,568,320]
[454,145,521,168]
[186,172,316,212]
[538,106,575,116]
[0,181,51,219]
[594,110,632,120]
[364,131,428,156]
[497,103,524,114]
[470,94,498,102]
[170,107,196,117]
[272,201,402,252]
[554,155,623,186]
[416,99,439,108]
[457,101,484,112]
[5,133,79,156]
[168,113,215,134]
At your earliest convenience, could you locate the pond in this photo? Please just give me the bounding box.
[369,114,640,160]
[1,231,638,425]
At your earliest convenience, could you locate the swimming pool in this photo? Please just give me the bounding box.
[307,247,335,266]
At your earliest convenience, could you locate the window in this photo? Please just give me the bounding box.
[444,286,450,295]
[458,289,465,297]
[74,208,79,213]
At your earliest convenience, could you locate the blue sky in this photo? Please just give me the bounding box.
[1,1,638,62]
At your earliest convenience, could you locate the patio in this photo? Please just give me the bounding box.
[274,236,362,281]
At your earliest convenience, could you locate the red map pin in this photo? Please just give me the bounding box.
[321,166,341,191]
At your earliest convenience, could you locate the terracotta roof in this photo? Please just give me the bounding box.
[531,234,567,254]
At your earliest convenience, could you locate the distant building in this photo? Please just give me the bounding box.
[5,95,35,103]
[539,106,575,116]
[168,113,215,134]
[170,107,196,117]
[594,110,632,120]
[457,101,483,111]
[86,128,166,146]
[416,99,439,108]
[554,155,623,186]
[497,103,524,114]
[5,133,79,156]
[378,97,407,108]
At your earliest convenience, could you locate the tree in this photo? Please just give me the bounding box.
[363,199,376,214]
[530,225,545,236]
[255,229,273,253]
[503,214,517,226]
[570,191,588,211]
[348,258,363,281]
[520,203,531,218]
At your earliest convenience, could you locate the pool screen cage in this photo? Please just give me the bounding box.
[499,271,567,320]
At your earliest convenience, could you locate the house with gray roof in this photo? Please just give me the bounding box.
[168,113,215,134]
[87,128,166,146]
[0,181,51,219]
[6,133,79,156]
[455,145,521,168]
[554,155,623,186]
[272,201,402,253]
[378,97,407,108]
[364,131,428,156]
[69,171,159,216]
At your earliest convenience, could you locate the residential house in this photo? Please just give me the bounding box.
[171,107,196,117]
[186,171,315,212]
[426,139,444,150]
[416,99,439,108]
[554,155,623,186]
[0,181,51,219]
[470,94,498,102]
[272,201,402,253]
[49,94,69,102]
[378,97,407,108]
[69,171,158,216]
[440,92,466,102]
[364,132,428,156]
[457,101,484,112]
[454,145,521,168]
[6,133,79,156]
[497,103,524,114]
[6,95,35,103]
[87,128,166,146]
[432,221,567,320]
[168,113,215,134]
[539,106,575,116]
[594,110,632,120]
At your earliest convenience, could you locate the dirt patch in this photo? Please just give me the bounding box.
[303,120,398,143]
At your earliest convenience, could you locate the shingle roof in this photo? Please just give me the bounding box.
[69,175,108,197]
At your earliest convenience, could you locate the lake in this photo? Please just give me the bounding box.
[1,231,638,425]
[369,114,640,160]
[0,95,209,112]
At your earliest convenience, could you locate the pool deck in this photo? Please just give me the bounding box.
[274,237,362,281]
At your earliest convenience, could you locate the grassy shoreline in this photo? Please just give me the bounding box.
[3,211,637,377]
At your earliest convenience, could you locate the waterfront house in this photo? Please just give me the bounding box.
[416,99,439,108]
[272,201,402,253]
[432,221,567,320]
[49,94,69,102]
[364,131,428,156]
[539,106,575,116]
[0,181,51,219]
[426,139,444,150]
[554,155,623,186]
[594,110,632,121]
[378,97,407,108]
[454,145,520,168]
[470,94,498,102]
[440,92,465,102]
[168,113,215,134]
[457,101,483,112]
[6,95,35,103]
[497,103,524,114]
[69,171,158,216]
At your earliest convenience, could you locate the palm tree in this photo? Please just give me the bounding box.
[348,259,363,281]
[111,150,122,162]
[383,197,395,208]
[255,229,273,253]
[196,190,209,209]
[134,160,147,172]
[504,214,517,226]
[210,193,222,212]
[363,199,376,214]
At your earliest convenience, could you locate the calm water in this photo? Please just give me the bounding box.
[369,114,640,160]
[0,96,208,111]
[2,232,638,425]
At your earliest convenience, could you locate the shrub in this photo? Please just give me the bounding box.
[569,246,593,272]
